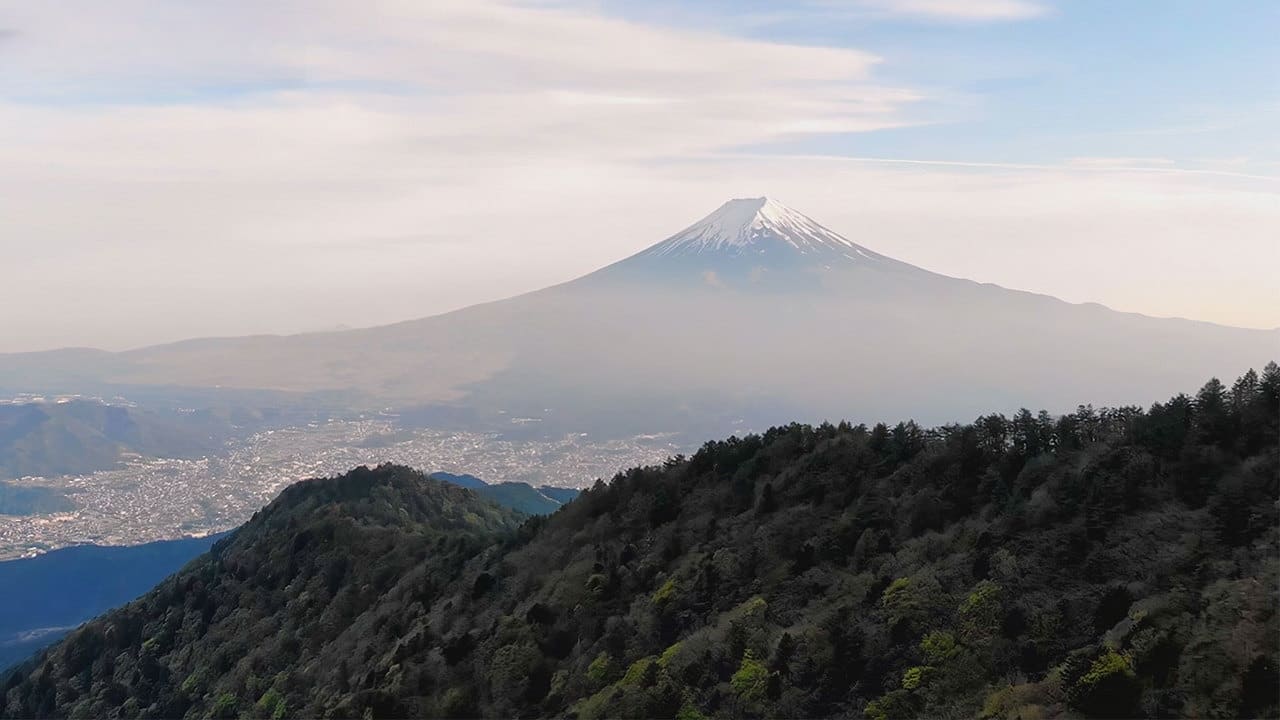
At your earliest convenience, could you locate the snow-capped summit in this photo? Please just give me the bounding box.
[582,196,926,288]
[641,196,883,261]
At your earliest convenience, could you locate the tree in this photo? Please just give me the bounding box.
[1194,377,1228,444]
[1230,369,1260,410]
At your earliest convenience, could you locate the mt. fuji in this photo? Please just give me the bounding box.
[639,196,883,259]
[1,198,1274,438]
[586,196,924,288]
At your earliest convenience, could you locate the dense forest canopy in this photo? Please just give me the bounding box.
[2,364,1277,719]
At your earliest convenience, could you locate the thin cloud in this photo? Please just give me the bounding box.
[816,0,1049,22]
[0,0,1275,351]
[722,153,1279,182]
[1067,157,1177,168]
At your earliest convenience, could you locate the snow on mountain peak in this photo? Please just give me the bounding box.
[642,196,880,261]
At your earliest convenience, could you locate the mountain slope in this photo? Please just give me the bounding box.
[475,481,576,515]
[0,483,72,516]
[427,471,488,490]
[0,470,571,674]
[586,196,926,288]
[4,366,1276,719]
[0,534,227,671]
[1,465,524,719]
[430,471,580,514]
[0,400,236,480]
[1,199,1272,440]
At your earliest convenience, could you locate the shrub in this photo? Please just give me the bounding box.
[865,689,919,720]
[730,650,768,702]
[586,652,614,686]
[1068,649,1140,717]
[901,665,928,691]
[652,578,677,606]
[959,580,1002,643]
[440,687,478,718]
[920,630,958,664]
[255,688,286,720]
[209,692,237,720]
[658,642,682,669]
[620,657,657,687]
[676,701,708,720]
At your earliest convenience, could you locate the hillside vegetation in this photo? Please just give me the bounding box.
[3,365,1277,719]
[0,535,227,671]
[0,472,573,674]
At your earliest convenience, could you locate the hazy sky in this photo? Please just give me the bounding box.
[2,0,1277,352]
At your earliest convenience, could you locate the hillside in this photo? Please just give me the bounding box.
[0,483,73,516]
[0,535,227,671]
[428,472,488,490]
[1,466,525,718]
[2,366,1277,719]
[0,472,574,673]
[431,472,580,515]
[0,400,237,480]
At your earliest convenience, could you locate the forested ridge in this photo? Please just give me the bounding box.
[2,366,1277,719]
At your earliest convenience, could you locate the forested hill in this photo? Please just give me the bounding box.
[0,467,526,718]
[3,366,1278,719]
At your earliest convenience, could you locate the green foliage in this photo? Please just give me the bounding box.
[865,689,918,720]
[959,580,1002,643]
[439,687,477,718]
[880,573,942,632]
[658,642,682,669]
[882,577,911,603]
[960,580,1001,618]
[651,577,677,606]
[489,642,543,703]
[209,692,237,719]
[572,687,617,720]
[920,631,958,664]
[255,688,286,720]
[735,595,768,620]
[179,669,205,695]
[3,371,1277,720]
[586,652,613,686]
[1068,649,1141,717]
[620,656,657,687]
[676,701,708,720]
[1079,648,1134,687]
[901,665,928,690]
[730,650,768,702]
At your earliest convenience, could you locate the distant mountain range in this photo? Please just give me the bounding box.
[0,399,241,480]
[0,483,73,516]
[0,198,1273,438]
[430,472,579,515]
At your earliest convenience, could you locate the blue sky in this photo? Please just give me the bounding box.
[0,0,1276,350]
[606,0,1280,170]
